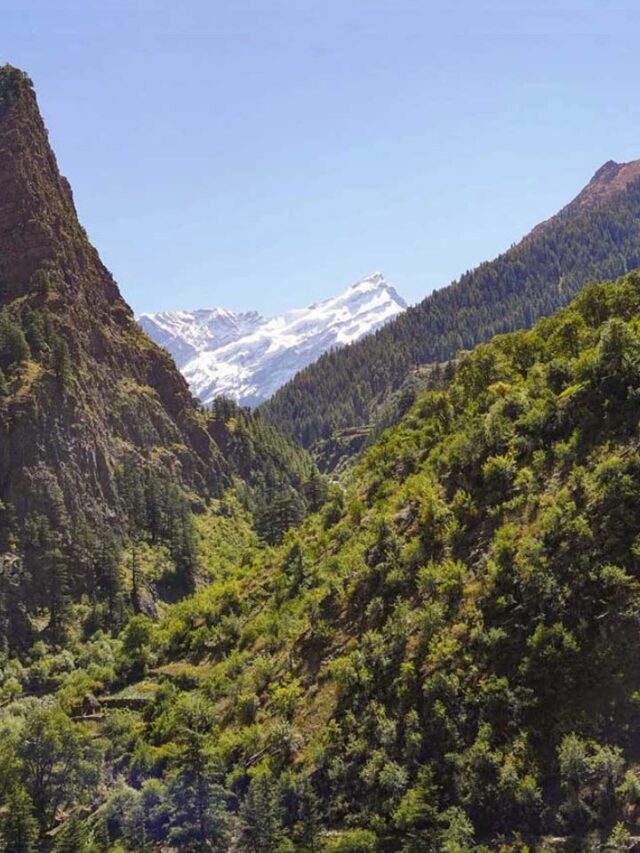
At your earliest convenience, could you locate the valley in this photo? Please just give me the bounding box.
[2,61,640,853]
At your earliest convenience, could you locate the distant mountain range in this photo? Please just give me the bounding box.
[139,272,406,407]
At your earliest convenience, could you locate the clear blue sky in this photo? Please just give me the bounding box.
[3,0,640,315]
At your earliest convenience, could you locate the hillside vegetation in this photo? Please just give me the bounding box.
[262,168,640,464]
[5,272,640,851]
[0,64,320,650]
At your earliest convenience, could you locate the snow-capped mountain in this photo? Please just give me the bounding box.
[139,272,407,407]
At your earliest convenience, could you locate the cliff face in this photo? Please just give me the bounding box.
[0,66,227,535]
[0,67,87,298]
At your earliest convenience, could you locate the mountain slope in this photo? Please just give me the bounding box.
[140,272,407,407]
[0,65,222,508]
[261,158,640,454]
[6,271,640,850]
[0,66,314,645]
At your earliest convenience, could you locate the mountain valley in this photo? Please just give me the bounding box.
[3,62,640,853]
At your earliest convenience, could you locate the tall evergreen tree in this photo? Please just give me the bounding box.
[50,334,72,388]
[53,815,89,853]
[0,313,30,371]
[238,773,286,853]
[295,778,323,853]
[0,786,38,853]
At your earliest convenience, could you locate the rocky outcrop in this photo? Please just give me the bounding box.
[531,158,640,238]
[0,65,228,530]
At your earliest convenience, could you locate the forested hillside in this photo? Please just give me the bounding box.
[262,159,640,458]
[0,65,318,650]
[6,271,640,850]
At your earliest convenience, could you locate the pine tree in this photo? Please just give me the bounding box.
[1,786,38,853]
[238,773,285,853]
[256,486,305,545]
[88,818,110,853]
[22,308,47,355]
[281,542,306,595]
[130,538,142,615]
[95,532,123,629]
[302,469,327,513]
[48,546,71,646]
[53,815,89,853]
[167,697,230,852]
[166,484,198,592]
[51,333,72,388]
[0,312,30,370]
[168,771,229,852]
[296,778,323,853]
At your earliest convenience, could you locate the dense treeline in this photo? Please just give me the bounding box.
[208,397,326,544]
[262,175,640,459]
[5,272,640,850]
[0,296,322,651]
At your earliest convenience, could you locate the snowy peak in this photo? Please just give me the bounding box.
[329,271,405,308]
[139,273,406,407]
[296,273,407,347]
[345,270,398,295]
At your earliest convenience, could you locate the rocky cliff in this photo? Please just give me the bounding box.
[0,66,230,529]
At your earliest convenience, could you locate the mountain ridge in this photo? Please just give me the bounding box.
[530,157,640,237]
[262,157,640,458]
